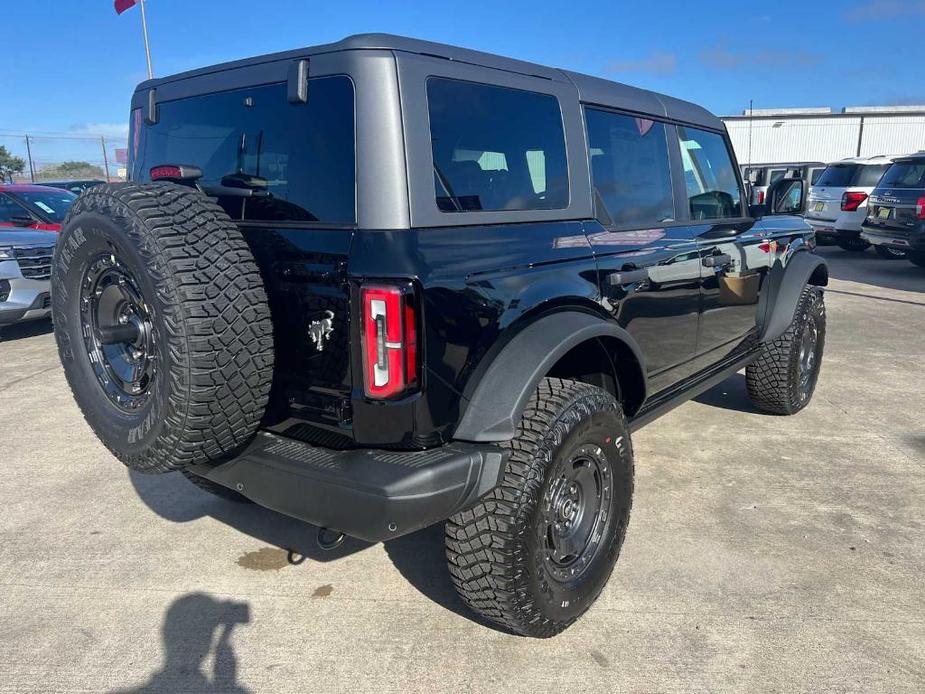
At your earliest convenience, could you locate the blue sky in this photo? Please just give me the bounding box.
[2,0,923,162]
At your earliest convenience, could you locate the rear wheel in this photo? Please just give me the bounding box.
[747,286,826,415]
[52,183,275,473]
[874,245,908,260]
[837,238,870,252]
[446,378,634,637]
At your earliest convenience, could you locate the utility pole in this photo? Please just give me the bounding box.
[747,99,754,166]
[24,135,35,183]
[140,0,153,79]
[101,137,111,181]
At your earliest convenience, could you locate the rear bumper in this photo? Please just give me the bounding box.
[186,432,507,542]
[806,218,862,242]
[861,225,925,253]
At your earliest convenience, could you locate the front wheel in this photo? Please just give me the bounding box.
[446,378,634,637]
[747,286,826,415]
[874,245,908,260]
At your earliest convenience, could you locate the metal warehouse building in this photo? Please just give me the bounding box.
[722,106,925,165]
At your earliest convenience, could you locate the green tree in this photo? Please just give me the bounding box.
[0,145,26,182]
[37,160,106,181]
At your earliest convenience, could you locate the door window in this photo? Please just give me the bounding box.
[427,77,569,212]
[676,127,743,220]
[584,108,674,227]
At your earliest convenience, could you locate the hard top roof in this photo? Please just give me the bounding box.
[136,33,723,130]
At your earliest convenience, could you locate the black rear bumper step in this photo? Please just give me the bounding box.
[186,433,507,542]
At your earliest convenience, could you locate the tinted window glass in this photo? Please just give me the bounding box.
[677,126,742,220]
[855,164,889,187]
[879,161,925,189]
[139,77,355,224]
[768,168,787,185]
[0,195,27,224]
[810,168,824,185]
[585,109,674,226]
[10,189,76,223]
[427,78,568,212]
[816,165,856,187]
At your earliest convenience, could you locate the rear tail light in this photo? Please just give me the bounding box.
[756,190,765,205]
[916,196,925,220]
[841,191,868,212]
[149,164,203,182]
[360,283,418,399]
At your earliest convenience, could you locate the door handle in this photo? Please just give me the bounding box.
[702,253,732,268]
[607,268,649,285]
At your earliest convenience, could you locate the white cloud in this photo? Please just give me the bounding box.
[67,122,130,139]
[605,53,677,76]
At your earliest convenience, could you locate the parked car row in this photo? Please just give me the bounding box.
[742,161,825,208]
[753,154,925,268]
[0,183,78,329]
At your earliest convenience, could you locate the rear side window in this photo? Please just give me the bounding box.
[427,78,569,212]
[677,126,742,220]
[879,161,925,189]
[138,77,355,224]
[585,108,674,227]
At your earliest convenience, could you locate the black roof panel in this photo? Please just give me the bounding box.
[137,33,722,130]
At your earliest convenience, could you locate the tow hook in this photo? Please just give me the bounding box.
[317,527,346,551]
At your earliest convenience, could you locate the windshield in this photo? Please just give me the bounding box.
[879,161,925,189]
[10,189,77,223]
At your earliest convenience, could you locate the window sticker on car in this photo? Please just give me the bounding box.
[34,202,55,214]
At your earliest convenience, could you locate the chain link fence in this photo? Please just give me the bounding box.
[0,130,128,184]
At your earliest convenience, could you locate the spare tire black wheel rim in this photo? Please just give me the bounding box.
[542,443,613,582]
[80,253,156,412]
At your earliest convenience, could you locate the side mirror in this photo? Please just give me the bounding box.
[765,178,804,216]
[10,214,36,228]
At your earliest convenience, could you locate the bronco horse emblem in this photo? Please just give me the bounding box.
[309,310,335,351]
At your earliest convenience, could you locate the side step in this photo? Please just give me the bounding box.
[186,433,507,543]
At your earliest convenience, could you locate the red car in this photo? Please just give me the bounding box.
[0,184,77,232]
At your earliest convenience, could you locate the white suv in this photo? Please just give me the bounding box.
[805,156,898,256]
[0,230,56,328]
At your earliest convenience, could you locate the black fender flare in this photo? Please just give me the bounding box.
[759,250,828,343]
[453,311,647,442]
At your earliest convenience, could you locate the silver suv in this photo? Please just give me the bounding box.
[0,230,56,327]
[804,155,897,255]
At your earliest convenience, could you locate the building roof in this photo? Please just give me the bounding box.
[137,33,723,130]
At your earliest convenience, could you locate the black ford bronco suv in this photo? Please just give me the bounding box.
[52,34,828,637]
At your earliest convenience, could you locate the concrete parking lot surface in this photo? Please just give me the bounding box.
[1,246,923,693]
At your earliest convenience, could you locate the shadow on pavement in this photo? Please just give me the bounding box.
[129,470,372,563]
[383,523,513,634]
[693,372,767,415]
[815,246,925,295]
[0,317,53,342]
[111,592,252,693]
[130,470,509,632]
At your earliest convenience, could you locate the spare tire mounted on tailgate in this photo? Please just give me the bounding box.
[52,183,274,473]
